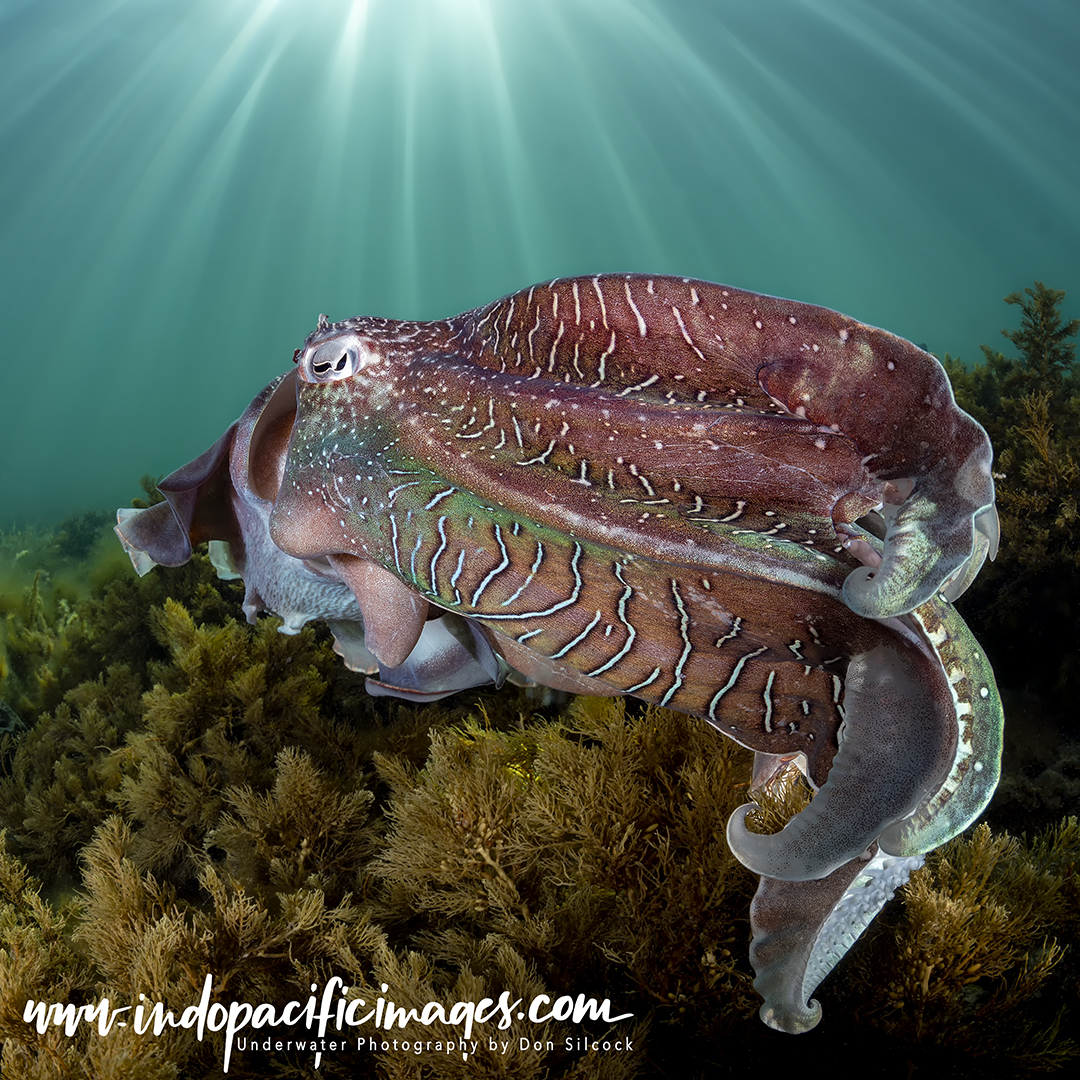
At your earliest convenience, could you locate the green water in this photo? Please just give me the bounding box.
[1,0,1078,526]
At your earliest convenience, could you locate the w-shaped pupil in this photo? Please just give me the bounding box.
[311,350,348,376]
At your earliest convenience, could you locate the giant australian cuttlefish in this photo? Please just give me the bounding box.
[117,274,1003,1032]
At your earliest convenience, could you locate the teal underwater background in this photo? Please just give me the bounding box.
[1,0,1079,526]
[3,2,1080,1078]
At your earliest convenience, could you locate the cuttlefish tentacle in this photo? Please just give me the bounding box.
[728,588,1003,881]
[726,629,957,880]
[839,503,1000,607]
[877,594,1003,855]
[749,846,924,1033]
[839,465,999,619]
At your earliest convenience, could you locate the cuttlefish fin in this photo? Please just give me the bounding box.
[115,425,239,572]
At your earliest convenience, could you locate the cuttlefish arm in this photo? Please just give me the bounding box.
[726,592,1003,879]
[749,845,925,1033]
[738,595,1004,1035]
[876,595,1004,856]
[749,306,998,618]
[726,628,955,880]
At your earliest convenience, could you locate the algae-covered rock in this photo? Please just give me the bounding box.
[372,696,758,1034]
[942,282,1079,715]
[848,820,1080,1073]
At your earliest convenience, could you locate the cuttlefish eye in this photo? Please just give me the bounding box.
[296,332,373,384]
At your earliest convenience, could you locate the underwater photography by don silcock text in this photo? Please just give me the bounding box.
[2,2,1080,1079]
